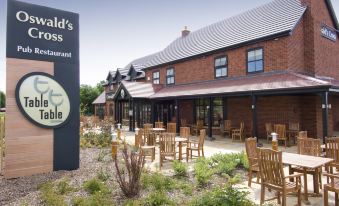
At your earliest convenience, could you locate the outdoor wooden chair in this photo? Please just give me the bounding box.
[231,122,244,141]
[186,129,205,162]
[155,122,164,128]
[287,122,300,145]
[180,127,190,140]
[135,129,155,161]
[258,148,302,206]
[324,138,339,181]
[143,123,153,130]
[192,120,204,136]
[298,131,307,139]
[167,123,176,134]
[159,133,176,168]
[323,173,339,206]
[265,123,273,143]
[289,138,322,193]
[223,120,233,137]
[274,124,288,148]
[180,119,187,127]
[245,137,260,187]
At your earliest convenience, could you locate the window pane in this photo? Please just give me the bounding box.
[215,58,220,67]
[216,69,221,77]
[255,49,263,60]
[215,57,227,67]
[248,62,256,72]
[153,72,159,78]
[220,57,227,66]
[256,60,263,71]
[248,51,255,61]
[221,67,227,76]
[167,69,173,75]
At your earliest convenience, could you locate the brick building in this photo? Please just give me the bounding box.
[93,0,339,141]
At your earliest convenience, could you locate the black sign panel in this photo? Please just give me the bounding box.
[7,0,79,64]
[321,24,337,42]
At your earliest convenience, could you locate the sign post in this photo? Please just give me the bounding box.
[5,0,79,178]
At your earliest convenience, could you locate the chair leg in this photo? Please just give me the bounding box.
[324,187,328,206]
[152,148,155,162]
[336,192,338,206]
[277,192,281,204]
[282,190,286,206]
[319,170,322,189]
[260,184,265,205]
[248,170,252,187]
[202,147,205,157]
[198,149,200,158]
[297,187,301,206]
[186,148,189,162]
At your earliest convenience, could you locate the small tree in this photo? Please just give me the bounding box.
[114,142,145,197]
[0,91,5,108]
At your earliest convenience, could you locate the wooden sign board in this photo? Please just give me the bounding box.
[5,0,79,178]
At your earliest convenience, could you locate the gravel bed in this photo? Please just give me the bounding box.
[0,148,115,206]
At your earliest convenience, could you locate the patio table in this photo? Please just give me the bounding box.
[282,152,333,204]
[175,137,188,161]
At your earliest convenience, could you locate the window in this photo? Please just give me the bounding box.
[247,48,263,73]
[195,98,223,127]
[213,98,223,126]
[109,84,113,91]
[153,71,160,84]
[215,56,227,78]
[166,68,175,85]
[195,99,209,126]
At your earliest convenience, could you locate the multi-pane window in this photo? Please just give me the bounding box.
[215,56,227,78]
[213,98,223,126]
[195,98,223,127]
[166,68,175,85]
[153,71,160,84]
[247,48,263,73]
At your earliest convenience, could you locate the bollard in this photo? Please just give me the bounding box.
[134,128,140,148]
[111,132,118,159]
[271,132,278,151]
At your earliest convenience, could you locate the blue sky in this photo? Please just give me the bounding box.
[0,0,339,93]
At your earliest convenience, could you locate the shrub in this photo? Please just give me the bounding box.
[172,160,188,177]
[194,158,213,186]
[80,132,111,148]
[114,142,145,198]
[208,152,249,176]
[144,191,174,206]
[56,178,76,195]
[72,193,113,206]
[179,182,194,195]
[83,178,109,195]
[189,185,255,206]
[97,167,110,182]
[141,172,175,191]
[39,182,67,206]
[97,149,108,162]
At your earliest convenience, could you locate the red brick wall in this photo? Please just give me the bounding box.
[301,0,339,78]
[227,97,253,136]
[145,36,289,85]
[288,18,305,72]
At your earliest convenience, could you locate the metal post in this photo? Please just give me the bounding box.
[251,95,258,139]
[151,102,155,127]
[208,97,214,140]
[322,91,329,144]
[175,99,179,133]
[129,99,132,131]
[223,97,227,121]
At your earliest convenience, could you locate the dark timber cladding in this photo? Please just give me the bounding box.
[101,0,339,140]
[6,0,79,177]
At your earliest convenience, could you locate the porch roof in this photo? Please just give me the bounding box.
[119,81,156,98]
[92,91,106,104]
[150,71,332,99]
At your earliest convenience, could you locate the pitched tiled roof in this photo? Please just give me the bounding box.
[119,81,156,98]
[121,52,160,75]
[150,71,331,99]
[123,0,306,70]
[92,91,106,104]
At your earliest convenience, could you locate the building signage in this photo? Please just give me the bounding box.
[16,73,71,128]
[321,24,337,42]
[5,0,79,178]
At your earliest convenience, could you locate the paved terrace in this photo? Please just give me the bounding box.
[120,128,335,206]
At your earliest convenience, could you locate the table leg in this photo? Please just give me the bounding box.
[178,142,182,161]
[313,167,320,194]
[303,168,310,205]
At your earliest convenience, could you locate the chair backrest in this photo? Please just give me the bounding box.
[159,133,176,154]
[265,123,273,134]
[325,138,339,163]
[135,129,142,148]
[144,123,153,130]
[245,137,258,163]
[155,122,164,128]
[274,124,286,139]
[181,119,187,127]
[240,122,245,132]
[289,122,300,131]
[167,123,177,133]
[224,120,232,130]
[259,148,285,187]
[197,119,204,128]
[180,127,190,139]
[298,131,307,139]
[298,138,321,156]
[198,129,206,148]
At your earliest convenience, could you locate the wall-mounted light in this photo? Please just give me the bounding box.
[328,104,332,109]
[175,106,178,110]
[129,110,133,116]
[251,105,255,109]
[322,104,326,109]
[206,105,210,109]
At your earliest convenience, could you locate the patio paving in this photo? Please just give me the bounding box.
[121,128,335,205]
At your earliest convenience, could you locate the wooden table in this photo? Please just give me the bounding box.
[282,152,333,204]
[175,137,188,161]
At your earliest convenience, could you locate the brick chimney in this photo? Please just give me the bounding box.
[181,26,190,37]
